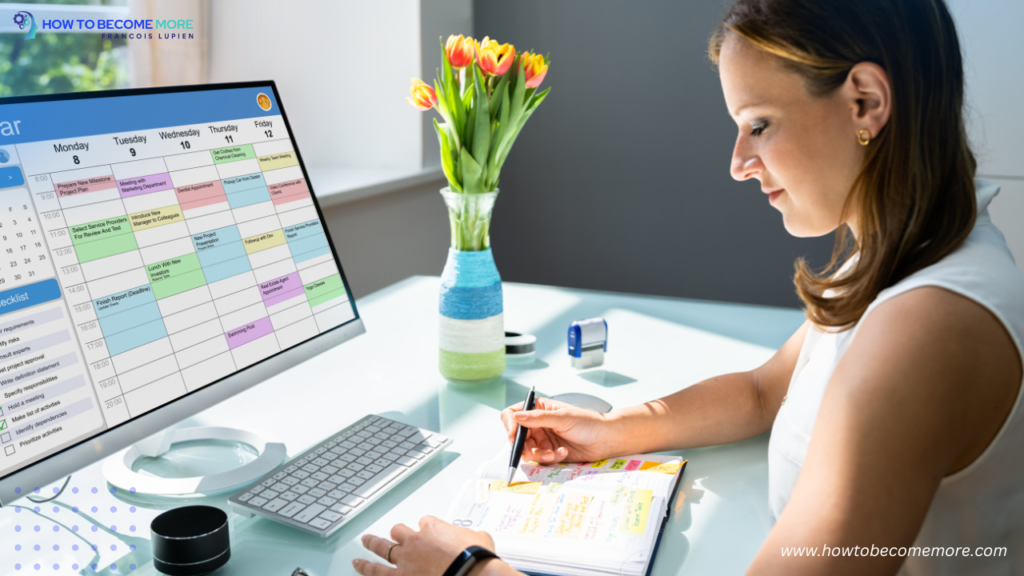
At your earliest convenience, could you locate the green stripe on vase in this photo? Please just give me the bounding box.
[439,348,506,384]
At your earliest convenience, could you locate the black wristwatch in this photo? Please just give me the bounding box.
[442,545,500,576]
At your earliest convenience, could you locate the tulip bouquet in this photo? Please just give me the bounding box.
[407,35,550,251]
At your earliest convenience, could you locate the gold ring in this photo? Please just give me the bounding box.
[386,543,397,563]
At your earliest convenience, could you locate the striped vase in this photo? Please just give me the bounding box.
[438,189,505,383]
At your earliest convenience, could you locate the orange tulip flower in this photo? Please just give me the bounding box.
[476,36,515,76]
[445,34,475,69]
[521,51,549,89]
[406,78,437,111]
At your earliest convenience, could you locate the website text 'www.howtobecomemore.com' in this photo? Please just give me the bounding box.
[781,545,1007,558]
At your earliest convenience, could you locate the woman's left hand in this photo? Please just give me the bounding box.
[354,515,497,576]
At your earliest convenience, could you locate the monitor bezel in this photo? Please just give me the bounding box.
[0,81,365,505]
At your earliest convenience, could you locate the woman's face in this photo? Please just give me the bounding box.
[719,35,867,238]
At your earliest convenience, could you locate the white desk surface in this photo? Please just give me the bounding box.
[0,276,805,576]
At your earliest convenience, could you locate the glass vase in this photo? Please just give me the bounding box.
[438,188,505,384]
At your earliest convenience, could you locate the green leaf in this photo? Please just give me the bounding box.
[526,87,551,113]
[489,73,509,118]
[432,78,451,124]
[440,38,464,139]
[460,146,484,193]
[492,59,526,173]
[471,64,491,182]
[486,84,511,189]
[434,118,461,192]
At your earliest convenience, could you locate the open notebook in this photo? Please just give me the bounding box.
[445,449,687,576]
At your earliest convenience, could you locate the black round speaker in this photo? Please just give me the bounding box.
[151,505,231,575]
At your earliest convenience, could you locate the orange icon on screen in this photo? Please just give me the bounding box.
[257,93,272,111]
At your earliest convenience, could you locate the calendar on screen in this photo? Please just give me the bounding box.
[0,86,356,476]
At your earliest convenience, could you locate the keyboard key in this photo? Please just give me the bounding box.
[292,485,309,495]
[340,494,365,507]
[426,437,446,448]
[396,455,417,467]
[301,478,319,488]
[340,483,357,492]
[251,486,265,494]
[308,488,327,498]
[319,510,343,522]
[317,496,338,507]
[279,502,307,518]
[294,504,327,523]
[374,458,393,467]
[406,431,431,444]
[328,490,347,499]
[389,448,408,456]
[281,491,298,502]
[326,441,337,448]
[263,498,287,513]
[339,469,356,478]
[308,518,333,530]
[319,481,337,491]
[356,457,374,466]
[322,452,339,462]
[330,474,348,483]
[273,472,288,480]
[366,464,384,474]
[382,453,399,462]
[249,496,269,507]
[357,441,374,451]
[339,454,357,463]
[330,447,347,456]
[397,426,418,438]
[374,432,391,440]
[322,466,339,475]
[311,472,330,481]
[367,451,387,461]
[349,477,365,486]
[315,448,328,455]
[347,463,365,472]
[399,441,416,450]
[293,470,310,479]
[356,431,372,439]
[239,493,253,502]
[413,444,434,454]
[366,425,382,433]
[366,437,383,446]
[262,490,280,500]
[302,464,320,474]
[283,477,301,486]
[340,441,356,449]
[381,440,399,449]
[330,503,354,515]
[357,470,375,480]
[406,450,427,459]
[312,458,330,467]
[271,483,290,493]
[284,465,298,473]
[349,448,367,457]
[298,495,317,505]
[352,464,406,498]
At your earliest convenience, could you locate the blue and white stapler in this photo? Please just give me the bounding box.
[568,317,608,369]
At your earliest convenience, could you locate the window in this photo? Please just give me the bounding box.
[0,0,129,97]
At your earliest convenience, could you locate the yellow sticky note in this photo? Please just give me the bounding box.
[641,461,684,474]
[489,481,542,494]
[619,489,654,534]
[591,459,609,468]
[554,493,593,538]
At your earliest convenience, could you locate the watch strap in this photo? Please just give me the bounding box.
[442,545,500,576]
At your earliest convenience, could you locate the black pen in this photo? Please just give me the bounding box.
[507,385,537,484]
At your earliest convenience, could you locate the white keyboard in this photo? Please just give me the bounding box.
[229,415,451,537]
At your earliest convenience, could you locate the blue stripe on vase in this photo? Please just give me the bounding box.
[440,248,501,288]
[439,283,503,320]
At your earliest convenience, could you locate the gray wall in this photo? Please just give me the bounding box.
[474,0,834,308]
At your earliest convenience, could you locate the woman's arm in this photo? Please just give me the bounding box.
[605,320,810,454]
[747,287,1022,575]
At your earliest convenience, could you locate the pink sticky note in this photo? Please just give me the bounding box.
[624,460,642,471]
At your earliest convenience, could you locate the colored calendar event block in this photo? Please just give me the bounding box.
[117,172,173,198]
[243,229,286,254]
[191,226,252,283]
[268,178,310,206]
[284,220,329,262]
[257,151,298,172]
[145,253,207,300]
[54,174,116,198]
[211,144,256,164]
[225,316,274,349]
[304,274,345,308]
[222,173,271,209]
[260,272,304,307]
[93,284,167,356]
[128,205,184,232]
[176,180,228,211]
[70,216,138,263]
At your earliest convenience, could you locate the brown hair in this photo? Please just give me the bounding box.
[709,0,977,329]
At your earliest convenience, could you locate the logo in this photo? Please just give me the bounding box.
[256,93,272,111]
[13,11,37,40]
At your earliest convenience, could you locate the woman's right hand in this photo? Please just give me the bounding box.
[499,397,619,464]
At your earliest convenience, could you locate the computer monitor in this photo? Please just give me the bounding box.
[0,82,365,505]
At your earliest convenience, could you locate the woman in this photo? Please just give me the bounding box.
[354,0,1024,574]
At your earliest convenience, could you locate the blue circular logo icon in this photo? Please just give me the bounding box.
[0,150,9,164]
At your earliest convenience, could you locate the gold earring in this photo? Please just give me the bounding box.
[857,129,871,146]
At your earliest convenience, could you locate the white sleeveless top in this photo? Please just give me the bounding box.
[767,179,1024,575]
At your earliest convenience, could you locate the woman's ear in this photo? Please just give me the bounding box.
[845,62,891,139]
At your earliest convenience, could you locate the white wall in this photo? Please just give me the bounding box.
[207,0,423,171]
[949,0,1024,271]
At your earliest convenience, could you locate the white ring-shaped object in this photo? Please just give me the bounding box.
[102,427,287,497]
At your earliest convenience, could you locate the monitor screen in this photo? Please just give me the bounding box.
[0,84,358,482]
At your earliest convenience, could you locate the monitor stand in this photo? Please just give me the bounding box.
[101,426,287,498]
